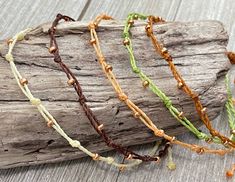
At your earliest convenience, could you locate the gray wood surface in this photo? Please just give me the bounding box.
[0,0,235,182]
[0,20,230,169]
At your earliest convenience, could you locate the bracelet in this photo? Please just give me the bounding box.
[88,14,232,156]
[4,28,163,170]
[225,52,235,178]
[225,74,235,177]
[144,14,235,148]
[225,53,235,141]
[123,13,223,145]
[47,14,165,163]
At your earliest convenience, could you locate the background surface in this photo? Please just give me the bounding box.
[0,0,235,182]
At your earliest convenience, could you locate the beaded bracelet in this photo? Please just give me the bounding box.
[225,51,235,140]
[144,15,235,148]
[122,13,225,145]
[225,74,235,141]
[88,14,232,156]
[4,28,165,170]
[47,14,165,163]
[225,55,235,177]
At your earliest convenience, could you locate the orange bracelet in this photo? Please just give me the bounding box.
[145,15,235,148]
[88,14,232,156]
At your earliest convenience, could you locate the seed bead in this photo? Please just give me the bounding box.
[92,153,100,160]
[134,112,140,118]
[98,124,104,131]
[20,78,28,86]
[145,24,151,31]
[161,47,168,54]
[201,107,207,114]
[7,39,13,45]
[196,147,205,155]
[154,129,165,137]
[170,136,176,142]
[226,170,234,178]
[49,46,57,54]
[157,16,163,22]
[223,140,230,147]
[118,93,128,101]
[90,39,96,45]
[119,166,126,172]
[142,80,149,88]
[123,39,130,46]
[47,120,54,128]
[67,78,75,86]
[105,65,113,72]
[233,99,235,105]
[155,156,161,164]
[178,111,184,119]
[64,17,70,21]
[205,138,213,144]
[128,19,134,26]
[231,130,235,135]
[133,14,138,20]
[177,82,184,89]
[126,154,132,160]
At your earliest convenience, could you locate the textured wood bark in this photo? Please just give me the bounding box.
[0,20,230,169]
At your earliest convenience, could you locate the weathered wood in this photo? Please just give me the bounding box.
[79,0,181,20]
[174,0,235,50]
[0,20,230,169]
[0,0,88,39]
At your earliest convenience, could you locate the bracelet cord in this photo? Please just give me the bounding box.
[88,14,232,156]
[48,13,166,162]
[5,27,168,170]
[144,14,235,148]
[225,74,235,141]
[225,55,235,177]
[122,13,230,145]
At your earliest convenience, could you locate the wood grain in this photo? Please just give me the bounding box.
[0,0,87,39]
[0,19,230,170]
[79,0,181,20]
[174,0,235,50]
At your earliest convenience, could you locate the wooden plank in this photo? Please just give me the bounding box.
[0,151,121,182]
[174,0,235,50]
[79,0,181,20]
[117,116,235,182]
[0,20,229,169]
[0,0,88,39]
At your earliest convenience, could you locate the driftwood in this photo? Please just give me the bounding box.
[0,20,231,169]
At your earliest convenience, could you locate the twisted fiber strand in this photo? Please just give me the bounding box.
[4,29,164,169]
[225,52,235,177]
[225,74,235,141]
[145,14,235,148]
[48,14,166,163]
[88,14,232,156]
[225,53,235,135]
[123,13,224,145]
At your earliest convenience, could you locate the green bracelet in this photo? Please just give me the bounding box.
[225,74,235,141]
[123,12,222,144]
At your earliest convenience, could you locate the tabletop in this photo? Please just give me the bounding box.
[0,0,235,182]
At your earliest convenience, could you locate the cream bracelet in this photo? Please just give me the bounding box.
[4,28,161,170]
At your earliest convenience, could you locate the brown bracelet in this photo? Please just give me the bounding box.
[145,15,235,148]
[47,13,167,162]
